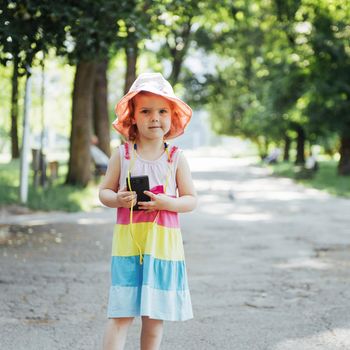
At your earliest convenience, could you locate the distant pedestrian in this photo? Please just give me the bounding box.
[90,135,109,174]
[264,148,281,164]
[99,73,197,350]
[305,152,319,172]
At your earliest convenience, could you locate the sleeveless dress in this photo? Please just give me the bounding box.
[107,142,193,321]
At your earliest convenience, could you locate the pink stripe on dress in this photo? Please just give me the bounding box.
[116,208,180,228]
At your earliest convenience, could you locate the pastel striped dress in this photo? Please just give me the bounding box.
[107,142,193,321]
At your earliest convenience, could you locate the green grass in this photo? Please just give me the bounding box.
[269,159,350,198]
[0,159,100,212]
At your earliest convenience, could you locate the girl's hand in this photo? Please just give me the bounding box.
[117,186,137,209]
[138,191,174,212]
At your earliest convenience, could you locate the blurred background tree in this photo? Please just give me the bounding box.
[183,0,350,172]
[52,0,125,186]
[0,0,65,159]
[0,0,350,205]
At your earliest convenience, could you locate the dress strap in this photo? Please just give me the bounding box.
[124,142,130,160]
[168,146,178,163]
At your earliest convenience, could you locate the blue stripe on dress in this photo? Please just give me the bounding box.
[111,255,189,291]
[107,285,193,321]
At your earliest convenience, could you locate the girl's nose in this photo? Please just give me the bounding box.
[151,111,159,121]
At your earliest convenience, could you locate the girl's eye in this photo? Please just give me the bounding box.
[160,109,168,114]
[140,110,149,114]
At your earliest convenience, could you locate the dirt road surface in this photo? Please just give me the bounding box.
[1,156,350,350]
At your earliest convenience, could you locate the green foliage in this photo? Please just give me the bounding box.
[184,0,272,138]
[0,0,139,66]
[0,159,99,212]
[182,0,349,158]
[0,0,66,70]
[2,0,349,167]
[149,0,216,84]
[0,64,16,139]
[270,159,350,197]
[52,1,125,62]
[302,1,350,135]
[116,0,157,43]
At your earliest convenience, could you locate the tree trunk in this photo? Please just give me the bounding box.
[124,40,138,94]
[66,61,97,187]
[263,137,269,159]
[294,124,305,165]
[254,137,265,160]
[168,19,192,86]
[93,59,111,157]
[283,134,291,161]
[338,135,350,176]
[169,50,184,87]
[10,54,20,159]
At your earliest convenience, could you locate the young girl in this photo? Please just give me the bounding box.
[99,72,197,350]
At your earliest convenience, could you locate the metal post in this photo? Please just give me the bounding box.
[19,66,32,204]
[40,56,45,157]
[39,56,47,188]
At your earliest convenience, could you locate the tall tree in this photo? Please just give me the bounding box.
[303,1,350,175]
[117,0,153,93]
[0,0,64,159]
[93,60,110,157]
[182,0,346,169]
[57,1,126,186]
[157,0,210,86]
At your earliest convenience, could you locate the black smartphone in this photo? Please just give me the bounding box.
[126,175,150,210]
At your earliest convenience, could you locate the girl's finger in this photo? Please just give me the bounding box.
[143,191,156,200]
[138,207,155,212]
[138,202,155,209]
[138,201,153,207]
[128,194,137,202]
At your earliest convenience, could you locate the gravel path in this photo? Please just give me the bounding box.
[1,156,350,350]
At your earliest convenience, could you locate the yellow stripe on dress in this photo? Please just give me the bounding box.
[112,223,185,261]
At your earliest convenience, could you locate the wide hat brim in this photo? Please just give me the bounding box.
[112,86,192,140]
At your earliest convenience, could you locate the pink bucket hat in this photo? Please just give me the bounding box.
[112,73,192,140]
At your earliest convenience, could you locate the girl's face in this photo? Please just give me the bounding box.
[133,93,172,141]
